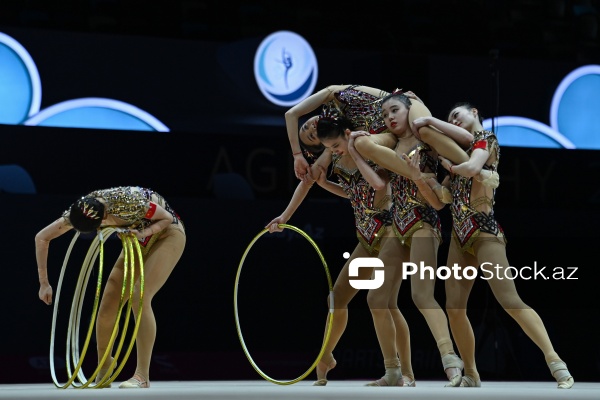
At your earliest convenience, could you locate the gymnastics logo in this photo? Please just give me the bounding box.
[483,64,600,149]
[0,31,169,132]
[254,31,318,107]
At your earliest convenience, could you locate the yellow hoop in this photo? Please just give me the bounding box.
[233,223,334,385]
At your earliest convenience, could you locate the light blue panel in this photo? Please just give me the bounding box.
[557,75,600,150]
[495,125,563,149]
[0,45,33,124]
[35,107,155,131]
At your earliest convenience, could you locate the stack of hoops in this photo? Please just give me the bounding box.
[49,227,144,388]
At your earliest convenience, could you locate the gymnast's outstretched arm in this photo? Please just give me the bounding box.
[35,217,73,305]
[265,150,333,233]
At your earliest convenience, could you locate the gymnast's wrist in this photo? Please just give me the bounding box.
[414,173,426,181]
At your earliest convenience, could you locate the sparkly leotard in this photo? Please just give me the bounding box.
[450,130,505,254]
[330,85,388,134]
[332,154,391,255]
[304,85,388,162]
[389,143,441,246]
[64,186,182,254]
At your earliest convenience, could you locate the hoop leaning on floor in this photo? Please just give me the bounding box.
[234,223,334,385]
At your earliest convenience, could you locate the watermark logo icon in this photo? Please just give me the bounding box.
[349,257,385,290]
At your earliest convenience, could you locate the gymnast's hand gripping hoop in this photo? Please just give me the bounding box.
[234,224,334,385]
[49,227,145,388]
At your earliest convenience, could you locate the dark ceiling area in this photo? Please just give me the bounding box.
[0,0,599,62]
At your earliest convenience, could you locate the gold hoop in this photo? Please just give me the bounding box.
[49,228,144,388]
[233,223,334,385]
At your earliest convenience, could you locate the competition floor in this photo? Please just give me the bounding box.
[2,380,599,400]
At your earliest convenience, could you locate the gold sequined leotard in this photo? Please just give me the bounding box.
[389,143,441,246]
[330,85,389,134]
[332,154,391,255]
[450,131,505,254]
[64,186,181,255]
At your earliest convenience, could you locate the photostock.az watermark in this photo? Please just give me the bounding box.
[348,257,578,290]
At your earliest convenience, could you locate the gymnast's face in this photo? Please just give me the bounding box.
[320,131,349,156]
[448,106,478,131]
[381,98,409,135]
[299,115,320,147]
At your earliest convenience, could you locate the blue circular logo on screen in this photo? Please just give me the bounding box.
[254,31,318,107]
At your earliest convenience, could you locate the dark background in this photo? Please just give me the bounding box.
[0,0,599,385]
